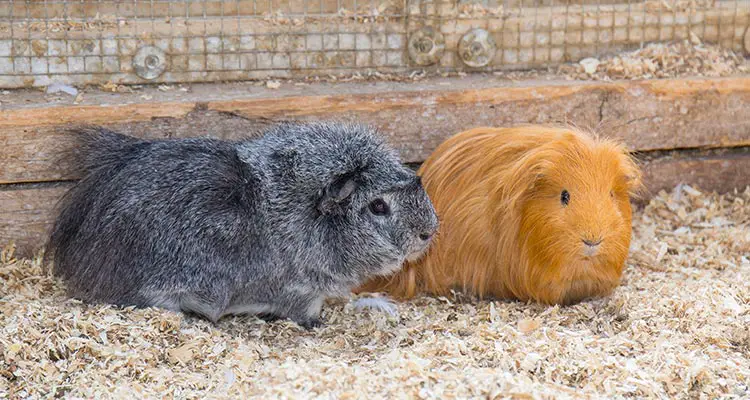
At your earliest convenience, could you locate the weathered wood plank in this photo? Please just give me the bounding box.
[1,76,750,184]
[0,102,197,128]
[3,149,750,258]
[0,183,72,257]
[638,149,750,199]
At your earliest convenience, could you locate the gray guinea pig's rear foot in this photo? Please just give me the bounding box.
[256,312,322,329]
[256,312,282,323]
[296,317,323,330]
[284,295,325,330]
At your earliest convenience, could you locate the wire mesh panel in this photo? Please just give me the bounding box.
[0,0,747,88]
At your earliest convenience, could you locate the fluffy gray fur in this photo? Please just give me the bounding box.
[45,122,438,329]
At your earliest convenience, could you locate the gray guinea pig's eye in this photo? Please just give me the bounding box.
[368,198,390,216]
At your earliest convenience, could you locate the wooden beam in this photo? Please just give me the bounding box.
[638,148,750,199]
[2,76,750,185]
[0,103,196,128]
[0,183,71,258]
[3,149,750,258]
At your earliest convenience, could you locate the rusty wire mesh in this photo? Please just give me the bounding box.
[0,0,747,88]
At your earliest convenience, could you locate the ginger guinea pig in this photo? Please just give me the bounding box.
[357,125,642,305]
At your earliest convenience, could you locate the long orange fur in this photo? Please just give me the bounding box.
[357,125,642,305]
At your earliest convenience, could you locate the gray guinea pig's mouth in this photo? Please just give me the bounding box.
[376,259,407,276]
[405,242,431,262]
[369,239,432,277]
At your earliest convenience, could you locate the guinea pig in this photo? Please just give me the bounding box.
[357,125,642,305]
[45,122,439,329]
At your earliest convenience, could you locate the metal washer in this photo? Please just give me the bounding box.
[458,29,496,68]
[133,46,168,80]
[408,27,446,67]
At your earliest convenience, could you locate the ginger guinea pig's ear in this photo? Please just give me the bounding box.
[501,150,555,209]
[619,152,644,198]
[318,172,359,215]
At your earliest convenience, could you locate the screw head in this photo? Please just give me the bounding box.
[408,27,445,66]
[458,28,496,68]
[133,45,167,80]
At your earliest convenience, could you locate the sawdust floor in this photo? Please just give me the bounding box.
[1,185,749,399]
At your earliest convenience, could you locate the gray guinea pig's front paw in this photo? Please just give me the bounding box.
[352,296,399,317]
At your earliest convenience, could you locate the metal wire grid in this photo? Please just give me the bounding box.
[410,0,748,69]
[0,1,746,88]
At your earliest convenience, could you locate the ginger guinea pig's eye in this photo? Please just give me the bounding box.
[369,198,390,216]
[560,189,570,206]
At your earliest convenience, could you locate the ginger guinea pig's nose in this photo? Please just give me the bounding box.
[582,238,602,247]
[582,238,602,257]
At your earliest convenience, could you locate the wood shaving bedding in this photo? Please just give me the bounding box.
[560,40,748,81]
[1,185,748,399]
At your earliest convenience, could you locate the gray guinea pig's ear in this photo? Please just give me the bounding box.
[271,147,300,178]
[274,147,299,166]
[318,174,358,215]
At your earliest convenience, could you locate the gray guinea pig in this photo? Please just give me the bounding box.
[45,122,439,329]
